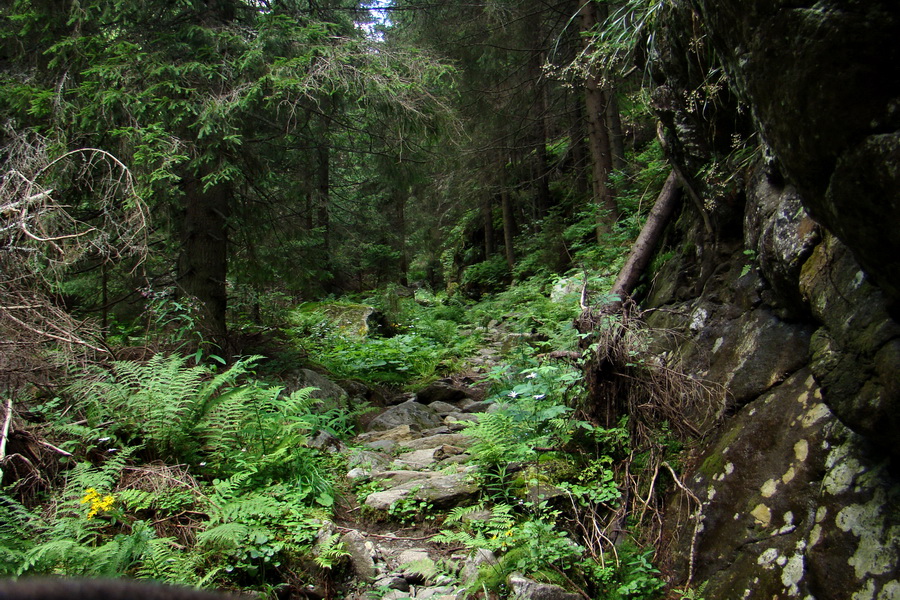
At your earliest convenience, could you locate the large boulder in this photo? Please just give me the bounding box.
[364,472,479,511]
[507,573,581,600]
[689,0,900,301]
[367,400,444,432]
[284,368,349,412]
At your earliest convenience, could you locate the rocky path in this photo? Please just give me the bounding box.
[303,322,581,600]
[331,381,490,600]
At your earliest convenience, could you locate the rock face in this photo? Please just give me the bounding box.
[689,0,900,302]
[647,2,900,597]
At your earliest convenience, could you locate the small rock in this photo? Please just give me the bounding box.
[416,586,455,599]
[457,399,493,413]
[347,449,392,471]
[461,548,499,584]
[374,576,410,592]
[398,549,438,583]
[372,470,435,485]
[416,381,471,404]
[346,467,370,481]
[507,573,581,600]
[365,439,399,452]
[356,425,416,443]
[365,473,478,510]
[368,401,444,432]
[308,430,345,452]
[340,531,377,581]
[391,447,445,470]
[428,401,460,415]
[525,482,567,504]
[399,434,474,450]
[422,425,453,436]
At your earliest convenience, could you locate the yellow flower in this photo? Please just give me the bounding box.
[80,488,99,505]
[82,489,115,519]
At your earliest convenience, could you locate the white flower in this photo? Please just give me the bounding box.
[525,372,537,379]
[199,462,207,467]
[97,437,111,442]
[508,391,519,398]
[533,394,546,400]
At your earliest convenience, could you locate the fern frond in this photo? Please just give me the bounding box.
[136,537,201,585]
[196,522,250,551]
[314,532,349,569]
[18,539,91,575]
[0,493,34,574]
[444,503,485,525]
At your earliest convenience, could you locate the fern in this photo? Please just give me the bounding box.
[0,493,34,574]
[137,537,203,585]
[197,522,251,551]
[18,539,91,575]
[313,532,349,569]
[67,354,264,463]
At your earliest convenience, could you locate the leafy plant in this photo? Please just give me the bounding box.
[387,488,434,525]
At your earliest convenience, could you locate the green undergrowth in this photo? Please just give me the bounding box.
[430,358,669,600]
[1,278,698,600]
[0,354,354,594]
[286,293,478,385]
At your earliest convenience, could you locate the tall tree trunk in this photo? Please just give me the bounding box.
[396,190,409,286]
[607,91,627,171]
[579,1,619,239]
[500,187,516,270]
[482,193,496,258]
[316,142,330,259]
[570,95,590,196]
[178,168,229,351]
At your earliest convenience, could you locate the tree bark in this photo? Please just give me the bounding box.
[316,141,330,258]
[605,170,680,312]
[396,190,409,286]
[579,1,619,239]
[178,168,229,351]
[482,193,495,258]
[500,186,516,270]
[606,91,627,171]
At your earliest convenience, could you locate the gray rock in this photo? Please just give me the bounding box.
[397,549,437,583]
[416,381,471,405]
[347,449,392,472]
[507,573,581,600]
[421,425,453,436]
[460,548,499,585]
[368,400,444,432]
[364,439,399,452]
[374,576,410,592]
[427,401,460,415]
[365,472,478,511]
[286,368,349,412]
[399,433,474,451]
[308,430,345,452]
[415,587,455,599]
[346,467,370,481]
[340,531,376,581]
[457,399,493,413]
[372,470,436,486]
[356,425,416,443]
[391,447,444,470]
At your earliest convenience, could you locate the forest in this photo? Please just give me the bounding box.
[2,0,899,599]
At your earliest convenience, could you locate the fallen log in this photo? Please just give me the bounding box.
[603,169,680,314]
